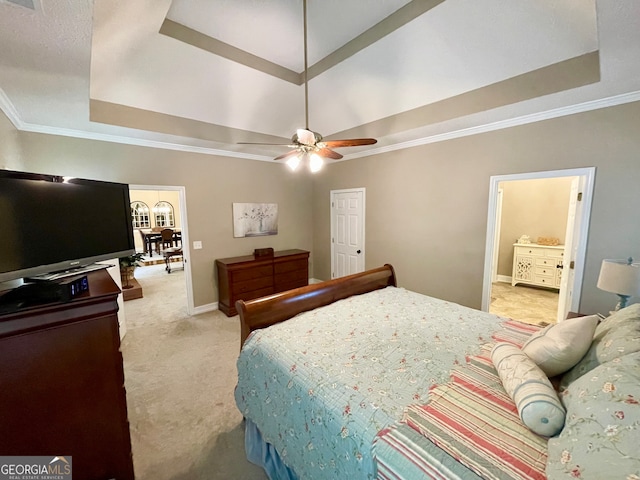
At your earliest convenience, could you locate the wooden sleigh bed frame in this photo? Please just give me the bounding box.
[236,264,397,347]
[234,264,640,480]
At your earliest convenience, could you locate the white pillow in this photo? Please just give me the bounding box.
[491,343,565,437]
[521,315,599,377]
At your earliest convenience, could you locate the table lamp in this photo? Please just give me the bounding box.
[597,257,640,311]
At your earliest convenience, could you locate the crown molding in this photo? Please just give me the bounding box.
[21,122,276,161]
[2,88,639,163]
[342,90,640,161]
[0,93,273,161]
[0,88,23,128]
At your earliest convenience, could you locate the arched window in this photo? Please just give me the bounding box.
[131,201,150,229]
[153,201,175,228]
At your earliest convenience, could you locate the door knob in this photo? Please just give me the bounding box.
[357,250,361,254]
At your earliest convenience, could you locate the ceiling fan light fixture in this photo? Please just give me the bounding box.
[296,128,317,146]
[309,153,323,173]
[286,155,301,171]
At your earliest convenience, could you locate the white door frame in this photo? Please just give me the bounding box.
[491,187,504,283]
[130,184,194,315]
[481,167,596,318]
[330,188,366,278]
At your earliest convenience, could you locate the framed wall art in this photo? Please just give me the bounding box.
[233,203,278,238]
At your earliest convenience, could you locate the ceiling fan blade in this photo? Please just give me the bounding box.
[237,142,293,146]
[273,150,299,161]
[317,148,343,160]
[323,138,377,148]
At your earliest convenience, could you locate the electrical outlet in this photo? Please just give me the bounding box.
[193,241,202,250]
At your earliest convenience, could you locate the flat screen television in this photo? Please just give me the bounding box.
[0,169,135,284]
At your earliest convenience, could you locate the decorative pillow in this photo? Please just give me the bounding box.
[491,342,565,437]
[522,315,599,377]
[560,303,640,388]
[546,351,640,479]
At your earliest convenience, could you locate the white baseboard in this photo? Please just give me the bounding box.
[193,279,321,316]
[496,275,512,284]
[191,302,218,315]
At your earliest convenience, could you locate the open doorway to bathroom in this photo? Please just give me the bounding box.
[482,168,595,325]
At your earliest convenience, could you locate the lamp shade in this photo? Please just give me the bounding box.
[597,259,640,296]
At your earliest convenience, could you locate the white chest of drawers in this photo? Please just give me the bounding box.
[512,243,565,289]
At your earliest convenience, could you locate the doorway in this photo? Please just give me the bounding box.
[482,168,596,323]
[330,188,365,278]
[127,185,194,316]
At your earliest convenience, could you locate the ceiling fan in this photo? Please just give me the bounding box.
[238,0,377,172]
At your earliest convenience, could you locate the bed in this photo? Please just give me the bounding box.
[234,265,640,480]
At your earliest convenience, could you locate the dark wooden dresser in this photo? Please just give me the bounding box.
[0,269,134,480]
[216,249,310,316]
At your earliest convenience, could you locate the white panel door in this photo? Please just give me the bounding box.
[331,189,365,278]
[557,176,582,322]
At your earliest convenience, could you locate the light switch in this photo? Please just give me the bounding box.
[193,241,202,249]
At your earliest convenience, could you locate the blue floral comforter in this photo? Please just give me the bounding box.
[235,286,509,480]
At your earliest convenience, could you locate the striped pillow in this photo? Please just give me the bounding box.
[491,343,565,437]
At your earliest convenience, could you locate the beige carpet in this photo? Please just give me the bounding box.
[489,281,559,326]
[120,269,554,479]
[121,264,267,480]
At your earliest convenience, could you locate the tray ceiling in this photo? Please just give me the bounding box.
[0,0,639,162]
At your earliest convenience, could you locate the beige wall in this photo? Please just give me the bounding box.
[313,101,640,316]
[0,111,22,170]
[8,134,314,308]
[2,101,639,315]
[497,177,573,277]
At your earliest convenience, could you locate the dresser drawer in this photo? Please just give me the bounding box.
[275,268,308,285]
[274,258,308,274]
[534,266,555,277]
[515,246,545,256]
[230,265,273,283]
[233,286,275,304]
[535,257,558,267]
[533,275,556,287]
[233,275,274,295]
[544,249,564,259]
